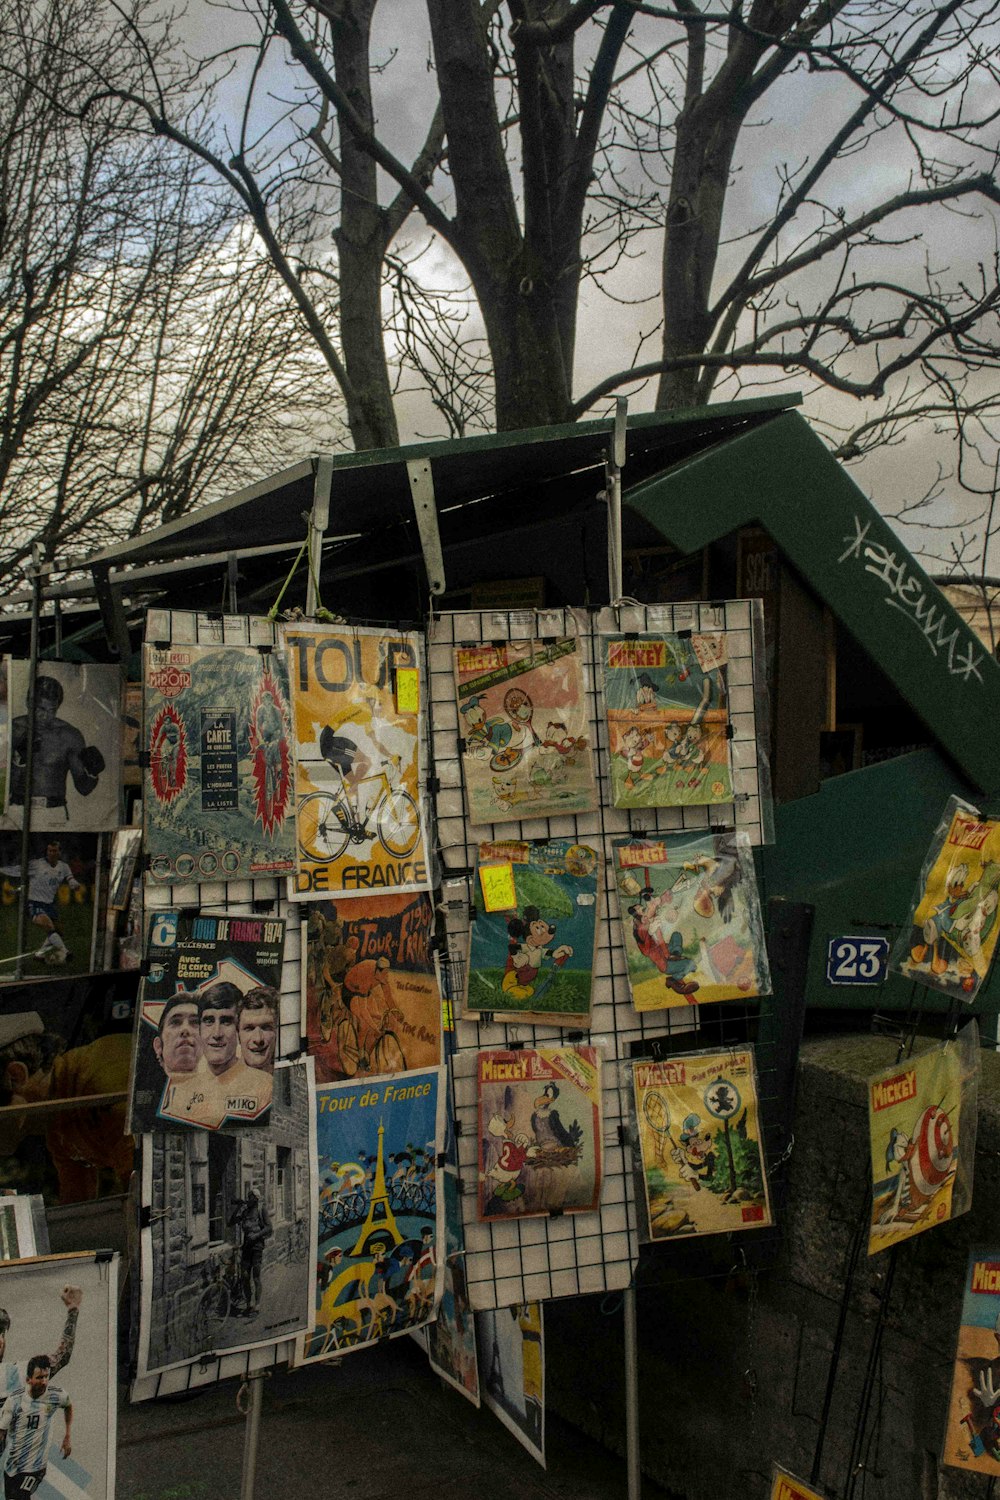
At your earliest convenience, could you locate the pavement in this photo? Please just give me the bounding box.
[118,1334,653,1500]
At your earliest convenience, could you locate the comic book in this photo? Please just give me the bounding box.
[770,1470,829,1500]
[295,1065,446,1366]
[613,832,770,1011]
[600,631,732,809]
[302,893,442,1083]
[468,838,599,1026]
[866,1023,978,1254]
[890,798,1000,1002]
[425,1168,480,1406]
[943,1248,1000,1474]
[128,909,284,1134]
[454,637,595,825]
[281,624,429,899]
[477,1046,603,1221]
[0,831,100,980]
[631,1049,772,1240]
[476,1302,545,1467]
[5,661,122,831]
[143,642,295,884]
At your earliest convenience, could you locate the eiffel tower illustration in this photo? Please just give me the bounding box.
[350,1120,403,1255]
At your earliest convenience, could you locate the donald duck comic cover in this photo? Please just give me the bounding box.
[891,797,1000,1002]
[453,637,595,825]
[477,1046,603,1222]
[613,832,770,1011]
[601,631,732,810]
[631,1048,772,1241]
[467,838,599,1026]
[943,1247,1000,1475]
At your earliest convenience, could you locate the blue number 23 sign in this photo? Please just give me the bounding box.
[825,935,890,986]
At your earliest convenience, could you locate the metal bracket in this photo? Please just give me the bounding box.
[90,562,130,660]
[406,458,446,597]
[306,456,334,618]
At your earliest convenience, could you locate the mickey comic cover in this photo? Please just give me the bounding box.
[943,1247,1000,1475]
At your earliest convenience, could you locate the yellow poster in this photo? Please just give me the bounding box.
[894,802,1000,1000]
[281,625,429,898]
[770,1469,828,1500]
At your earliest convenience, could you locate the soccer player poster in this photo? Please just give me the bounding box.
[0,831,100,978]
[0,1251,119,1500]
[4,662,122,832]
[294,1065,445,1366]
[281,624,430,900]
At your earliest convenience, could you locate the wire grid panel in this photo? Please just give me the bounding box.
[428,602,771,1311]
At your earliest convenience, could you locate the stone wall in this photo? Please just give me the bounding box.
[547,1034,1000,1500]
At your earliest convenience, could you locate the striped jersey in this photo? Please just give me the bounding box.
[0,1364,27,1399]
[0,1386,69,1475]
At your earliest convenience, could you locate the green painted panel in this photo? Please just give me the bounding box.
[625,411,1000,794]
[755,748,1000,1015]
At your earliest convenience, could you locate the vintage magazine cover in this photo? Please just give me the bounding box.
[0,1251,119,1499]
[453,637,595,825]
[137,1058,316,1380]
[5,662,122,833]
[0,1195,42,1259]
[468,838,599,1026]
[0,832,100,980]
[890,798,1000,1001]
[631,1048,772,1241]
[770,1469,829,1500]
[943,1247,1000,1474]
[477,1046,603,1222]
[601,631,732,810]
[867,1022,978,1255]
[128,910,284,1134]
[476,1303,545,1467]
[425,1168,480,1406]
[302,894,442,1083]
[0,973,135,1204]
[282,624,429,899]
[121,681,142,788]
[143,642,295,884]
[295,1065,445,1365]
[613,832,770,1011]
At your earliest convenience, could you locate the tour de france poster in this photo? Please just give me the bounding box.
[281,624,430,900]
[424,1168,480,1406]
[295,1065,445,1366]
[600,631,732,810]
[0,1252,119,1500]
[0,830,100,980]
[137,1059,316,1381]
[143,642,296,885]
[613,831,770,1010]
[943,1247,1000,1475]
[476,1302,545,1468]
[453,636,595,825]
[467,838,599,1027]
[631,1048,772,1241]
[5,662,122,832]
[477,1046,603,1222]
[302,893,442,1083]
[128,909,284,1134]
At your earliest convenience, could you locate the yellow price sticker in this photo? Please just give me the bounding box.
[479,862,517,912]
[395,667,419,714]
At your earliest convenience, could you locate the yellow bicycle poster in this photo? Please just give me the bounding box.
[281,624,430,898]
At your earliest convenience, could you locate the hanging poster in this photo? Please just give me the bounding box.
[631,1048,772,1241]
[144,642,295,884]
[107,827,142,913]
[600,631,732,809]
[453,637,595,824]
[468,839,599,1026]
[943,1247,1000,1474]
[425,1169,480,1406]
[0,1194,45,1260]
[302,894,442,1083]
[770,1469,829,1500]
[0,1253,118,1499]
[295,1065,445,1365]
[282,625,429,899]
[476,1302,545,1467]
[5,662,122,832]
[0,832,100,979]
[867,1021,978,1255]
[128,910,284,1134]
[121,682,143,788]
[0,972,135,1204]
[890,798,1000,1001]
[137,1059,315,1380]
[613,831,770,1010]
[477,1046,603,1221]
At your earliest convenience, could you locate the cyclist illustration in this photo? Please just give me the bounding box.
[343,955,406,1074]
[297,725,418,863]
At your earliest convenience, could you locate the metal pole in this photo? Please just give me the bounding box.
[606,396,628,602]
[623,1283,641,1500]
[306,457,334,617]
[14,545,45,979]
[239,1372,265,1500]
